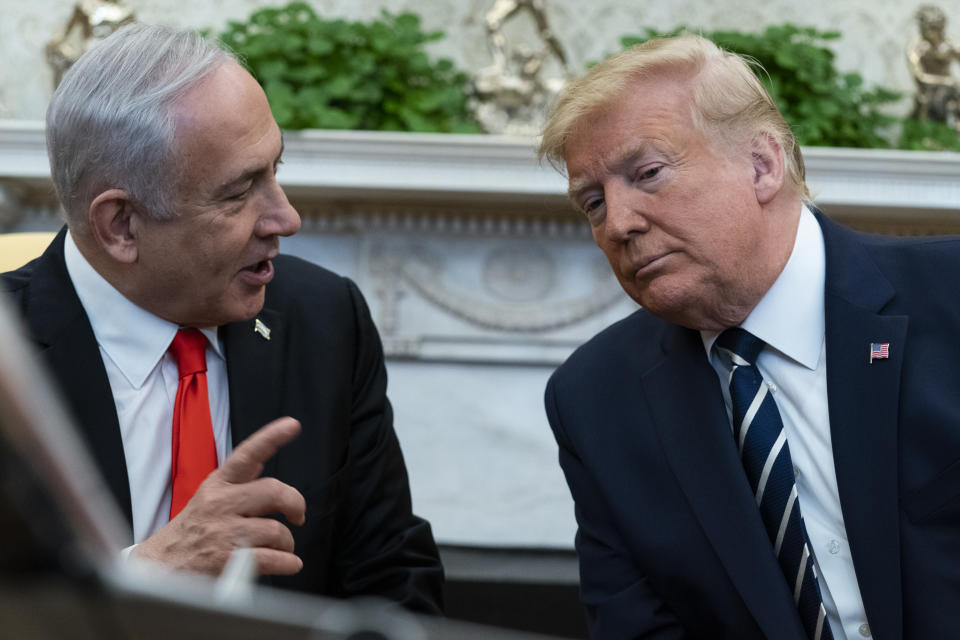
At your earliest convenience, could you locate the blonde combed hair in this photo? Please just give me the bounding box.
[538,35,810,201]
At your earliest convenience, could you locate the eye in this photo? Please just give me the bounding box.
[578,196,606,227]
[582,196,604,213]
[229,186,252,201]
[637,165,662,181]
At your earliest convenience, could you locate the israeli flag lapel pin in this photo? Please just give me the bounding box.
[254,317,271,341]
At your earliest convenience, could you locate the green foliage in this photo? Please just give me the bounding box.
[216,2,482,132]
[620,25,910,149]
[898,118,960,151]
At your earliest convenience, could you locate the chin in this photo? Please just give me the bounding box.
[635,288,702,328]
[234,301,267,323]
[216,291,267,326]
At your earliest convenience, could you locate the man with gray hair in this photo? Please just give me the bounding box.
[1,23,442,612]
[541,35,960,639]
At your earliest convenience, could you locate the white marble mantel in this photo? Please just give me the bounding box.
[2,122,960,549]
[3,120,960,214]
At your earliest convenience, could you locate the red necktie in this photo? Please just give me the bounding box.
[167,328,218,519]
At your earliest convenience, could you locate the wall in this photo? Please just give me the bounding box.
[3,0,960,120]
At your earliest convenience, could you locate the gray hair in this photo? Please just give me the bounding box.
[539,35,810,201]
[46,23,236,228]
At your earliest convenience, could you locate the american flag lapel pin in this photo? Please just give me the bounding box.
[869,342,889,363]
[254,317,271,341]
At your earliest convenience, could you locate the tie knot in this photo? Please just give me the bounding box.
[715,327,764,365]
[168,328,207,378]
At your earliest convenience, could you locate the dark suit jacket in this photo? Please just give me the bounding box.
[545,211,960,639]
[1,229,443,614]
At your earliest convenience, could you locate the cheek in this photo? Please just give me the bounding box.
[141,236,191,277]
[701,223,761,284]
[593,232,622,269]
[195,236,245,277]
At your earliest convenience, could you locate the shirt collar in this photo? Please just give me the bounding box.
[701,204,825,370]
[64,231,223,389]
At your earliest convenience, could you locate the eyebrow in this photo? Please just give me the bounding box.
[567,177,593,203]
[211,137,285,200]
[567,144,649,202]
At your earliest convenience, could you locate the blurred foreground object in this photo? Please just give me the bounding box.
[0,289,563,639]
[46,0,135,88]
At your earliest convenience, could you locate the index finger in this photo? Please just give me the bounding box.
[216,417,301,484]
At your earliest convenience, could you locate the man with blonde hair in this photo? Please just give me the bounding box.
[542,35,960,639]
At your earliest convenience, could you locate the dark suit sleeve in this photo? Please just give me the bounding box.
[545,376,684,640]
[332,279,444,614]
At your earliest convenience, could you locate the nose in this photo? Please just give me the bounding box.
[256,179,301,238]
[602,180,649,242]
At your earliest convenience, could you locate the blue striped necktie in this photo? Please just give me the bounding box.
[715,328,834,640]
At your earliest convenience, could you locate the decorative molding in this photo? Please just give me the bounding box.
[0,120,50,185]
[2,121,959,224]
[280,128,568,202]
[0,180,26,231]
[298,207,590,238]
[482,245,557,303]
[406,248,620,333]
[369,242,623,335]
[806,147,960,215]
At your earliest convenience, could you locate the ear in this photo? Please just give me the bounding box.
[87,189,139,264]
[751,133,785,205]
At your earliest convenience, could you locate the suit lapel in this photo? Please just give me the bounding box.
[24,230,133,534]
[644,325,808,640]
[820,214,904,640]
[222,307,285,477]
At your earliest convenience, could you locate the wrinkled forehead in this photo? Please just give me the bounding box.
[561,65,708,159]
[564,74,701,156]
[173,63,277,145]
[171,61,254,129]
[166,61,281,190]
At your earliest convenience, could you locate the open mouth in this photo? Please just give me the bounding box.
[239,257,275,285]
[244,259,271,275]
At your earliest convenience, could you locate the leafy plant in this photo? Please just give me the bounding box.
[898,118,960,151]
[620,25,912,149]
[216,2,482,132]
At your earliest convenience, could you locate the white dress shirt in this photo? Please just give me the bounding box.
[700,206,870,640]
[64,232,232,543]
